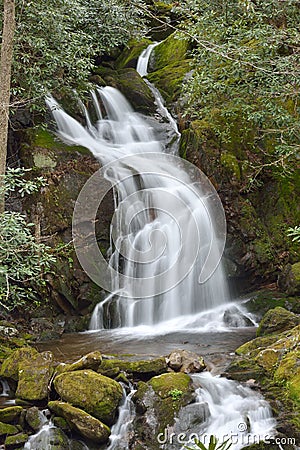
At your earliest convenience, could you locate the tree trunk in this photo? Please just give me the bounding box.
[0,0,15,213]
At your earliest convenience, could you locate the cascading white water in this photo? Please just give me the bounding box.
[136,42,160,77]
[167,372,276,450]
[107,384,136,449]
[46,44,232,330]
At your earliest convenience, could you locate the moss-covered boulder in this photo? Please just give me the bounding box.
[257,307,300,337]
[56,351,102,374]
[15,351,54,402]
[0,407,23,424]
[116,38,152,69]
[149,33,189,72]
[25,407,47,432]
[0,421,19,437]
[95,66,156,114]
[133,372,194,449]
[53,370,122,425]
[98,357,168,381]
[0,347,39,381]
[48,401,110,444]
[228,324,300,435]
[4,432,28,449]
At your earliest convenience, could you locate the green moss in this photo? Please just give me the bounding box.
[53,370,123,425]
[236,335,279,356]
[4,432,29,447]
[116,38,152,69]
[147,60,191,104]
[0,347,39,381]
[16,351,54,402]
[0,407,23,424]
[0,421,19,436]
[220,152,241,180]
[288,373,300,405]
[98,357,168,380]
[48,401,111,444]
[150,372,191,399]
[31,129,89,155]
[274,351,300,382]
[150,33,189,71]
[257,307,300,337]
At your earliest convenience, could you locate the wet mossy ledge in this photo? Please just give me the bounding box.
[0,348,205,448]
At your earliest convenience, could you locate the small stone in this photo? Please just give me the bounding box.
[167,350,206,373]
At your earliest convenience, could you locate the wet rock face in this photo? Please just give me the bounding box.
[53,369,123,425]
[279,262,300,296]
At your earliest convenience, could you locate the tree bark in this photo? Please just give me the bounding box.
[0,0,15,213]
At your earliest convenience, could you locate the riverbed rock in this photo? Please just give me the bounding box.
[56,351,103,374]
[15,351,54,402]
[0,406,23,424]
[133,372,194,449]
[98,357,168,380]
[48,401,111,444]
[0,421,19,437]
[25,406,47,432]
[4,432,28,449]
[53,370,122,425]
[166,350,206,373]
[27,426,69,450]
[223,306,254,327]
[0,347,39,381]
[257,307,300,337]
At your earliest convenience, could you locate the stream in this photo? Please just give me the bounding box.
[36,44,279,449]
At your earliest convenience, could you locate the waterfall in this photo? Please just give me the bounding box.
[46,46,231,330]
[136,42,160,77]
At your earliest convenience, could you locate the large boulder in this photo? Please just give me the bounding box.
[15,351,54,402]
[53,370,122,425]
[133,372,194,449]
[48,401,110,444]
[0,347,39,381]
[166,350,206,373]
[98,357,168,381]
[257,307,300,337]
